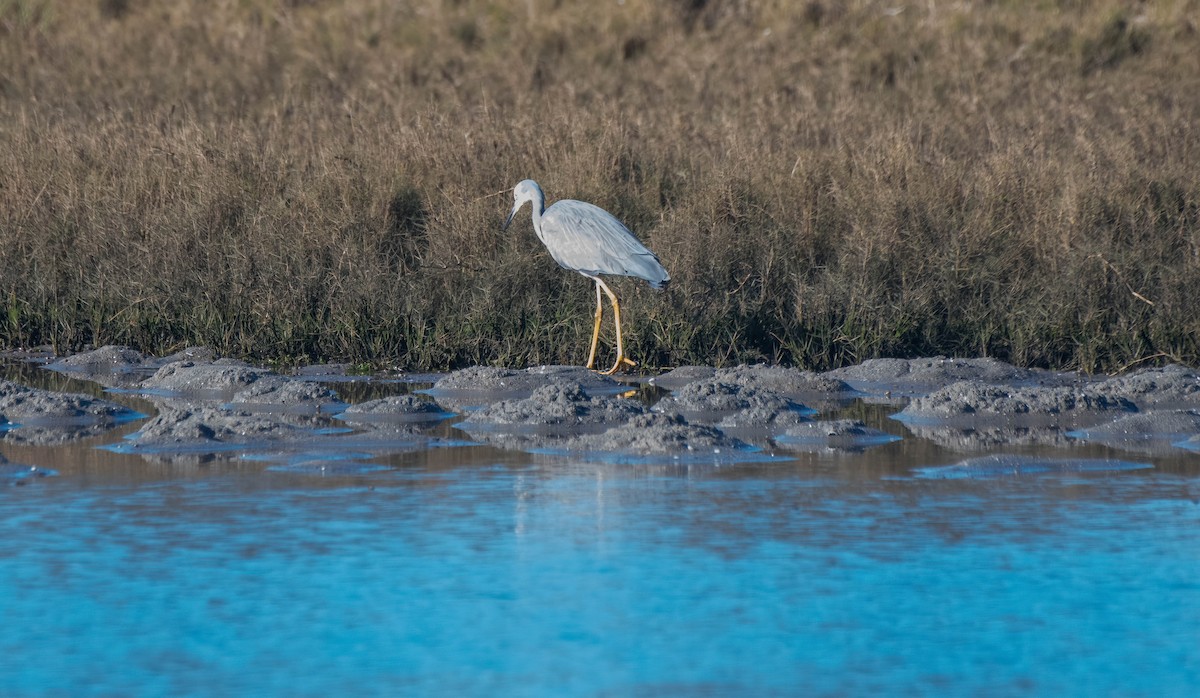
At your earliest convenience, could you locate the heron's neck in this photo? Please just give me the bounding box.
[529,196,546,239]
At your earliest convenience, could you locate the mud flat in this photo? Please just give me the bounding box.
[895,380,1138,425]
[44,345,216,388]
[6,349,1200,471]
[892,380,1139,451]
[226,376,345,415]
[336,395,454,426]
[103,359,346,423]
[910,454,1153,480]
[458,383,645,432]
[774,420,902,453]
[449,380,783,464]
[647,366,723,391]
[895,381,1136,427]
[108,402,439,469]
[1067,409,1200,455]
[652,381,813,427]
[713,365,856,400]
[1094,365,1200,410]
[1,378,142,445]
[80,356,439,466]
[825,357,1068,398]
[121,405,316,447]
[137,360,274,398]
[424,365,627,411]
[538,413,784,465]
[648,380,815,448]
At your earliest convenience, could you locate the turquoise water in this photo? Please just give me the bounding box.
[3,448,1199,697]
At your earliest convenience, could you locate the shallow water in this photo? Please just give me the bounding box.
[2,361,1199,696]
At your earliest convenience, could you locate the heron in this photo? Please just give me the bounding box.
[503,179,669,375]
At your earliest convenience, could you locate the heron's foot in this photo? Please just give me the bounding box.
[600,355,638,376]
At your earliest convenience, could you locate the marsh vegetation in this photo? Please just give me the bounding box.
[2,0,1198,371]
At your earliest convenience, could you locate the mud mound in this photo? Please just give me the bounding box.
[896,380,1135,426]
[648,366,717,391]
[0,379,129,420]
[43,345,150,387]
[825,357,1058,397]
[710,364,856,397]
[228,377,344,414]
[459,383,645,430]
[338,395,454,424]
[1073,409,1200,438]
[47,345,146,374]
[45,345,218,387]
[113,401,445,466]
[430,365,620,395]
[776,420,901,451]
[827,357,1027,383]
[426,365,625,412]
[653,381,811,428]
[559,413,744,455]
[140,361,270,396]
[0,379,140,444]
[127,406,311,445]
[1096,365,1200,408]
[161,346,219,364]
[1067,409,1200,454]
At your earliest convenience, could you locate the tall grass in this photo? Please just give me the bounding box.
[2,0,1199,371]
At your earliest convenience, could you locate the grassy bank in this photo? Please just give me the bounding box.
[2,0,1199,371]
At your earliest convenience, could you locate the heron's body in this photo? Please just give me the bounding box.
[504,180,669,374]
[536,199,670,288]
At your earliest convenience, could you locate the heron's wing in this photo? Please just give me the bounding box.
[541,200,669,288]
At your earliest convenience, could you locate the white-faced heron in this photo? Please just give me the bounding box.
[503,179,669,374]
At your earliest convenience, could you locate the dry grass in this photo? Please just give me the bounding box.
[2,0,1199,371]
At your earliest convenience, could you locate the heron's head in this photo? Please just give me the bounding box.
[503,179,544,231]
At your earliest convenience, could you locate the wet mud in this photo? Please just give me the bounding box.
[1067,409,1200,455]
[3,346,1200,469]
[425,365,625,405]
[1,377,143,445]
[655,364,855,397]
[1093,364,1200,409]
[539,413,772,465]
[826,357,1070,398]
[896,381,1136,426]
[774,420,902,453]
[910,454,1153,480]
[337,395,454,425]
[43,345,216,388]
[459,383,645,430]
[651,380,813,428]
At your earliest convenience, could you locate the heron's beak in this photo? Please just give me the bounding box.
[503,198,525,231]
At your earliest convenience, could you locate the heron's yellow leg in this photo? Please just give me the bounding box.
[593,277,638,375]
[585,281,604,370]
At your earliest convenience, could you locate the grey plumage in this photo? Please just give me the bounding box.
[502,179,669,374]
[503,180,669,289]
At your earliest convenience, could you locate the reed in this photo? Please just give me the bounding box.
[2,0,1198,371]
